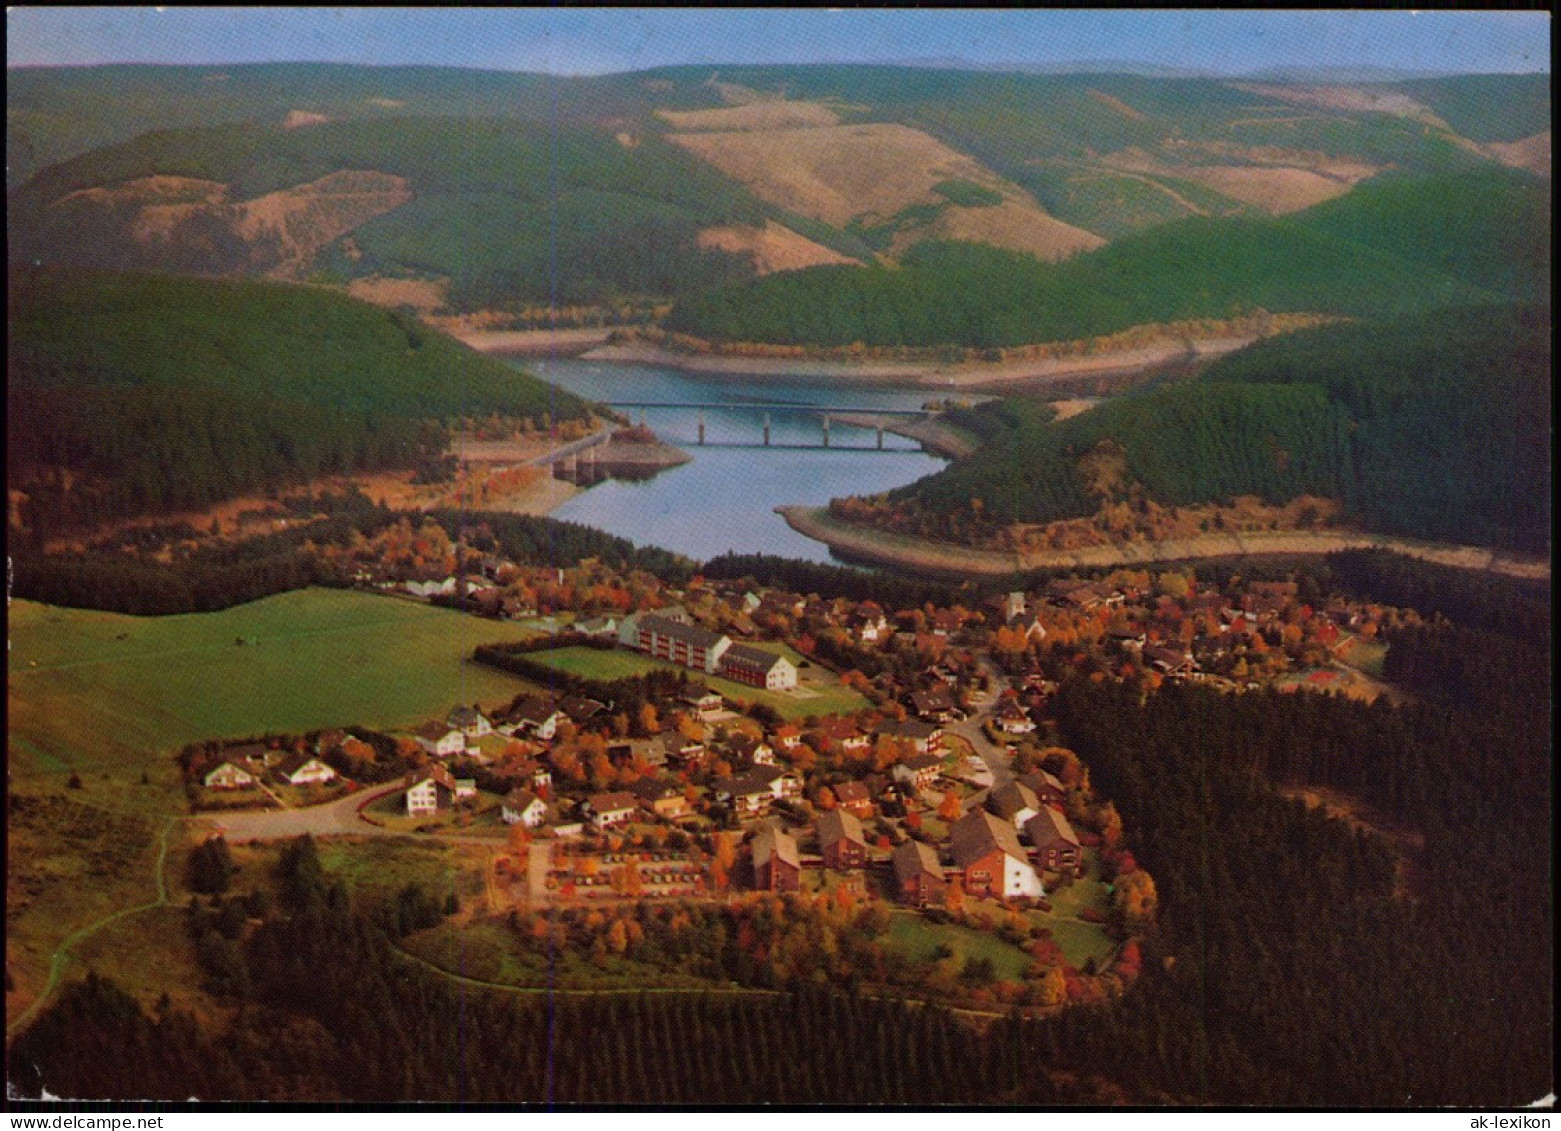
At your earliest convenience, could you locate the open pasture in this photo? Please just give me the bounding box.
[6,589,542,796]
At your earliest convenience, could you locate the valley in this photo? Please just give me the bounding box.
[4,31,1551,1109]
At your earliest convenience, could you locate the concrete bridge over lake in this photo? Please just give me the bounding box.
[601,401,933,449]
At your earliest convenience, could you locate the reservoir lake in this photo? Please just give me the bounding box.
[512,357,954,563]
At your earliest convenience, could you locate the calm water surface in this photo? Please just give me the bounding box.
[512,357,951,563]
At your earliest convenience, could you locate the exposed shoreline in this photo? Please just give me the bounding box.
[450,327,616,355]
[575,337,1256,392]
[777,505,1552,580]
[452,325,1259,392]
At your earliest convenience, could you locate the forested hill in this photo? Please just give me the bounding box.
[665,166,1548,348]
[7,269,590,536]
[889,303,1550,553]
[6,116,771,309]
[8,64,1546,316]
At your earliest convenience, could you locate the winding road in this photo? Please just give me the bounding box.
[944,658,1017,792]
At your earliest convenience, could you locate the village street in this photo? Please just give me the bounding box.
[945,657,1016,790]
[207,783,502,847]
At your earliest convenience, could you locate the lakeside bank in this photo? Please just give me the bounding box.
[448,325,1261,394]
[777,505,1553,581]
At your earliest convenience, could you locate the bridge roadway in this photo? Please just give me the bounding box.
[601,401,930,416]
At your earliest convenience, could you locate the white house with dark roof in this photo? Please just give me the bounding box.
[273,753,338,787]
[413,720,467,758]
[949,809,1044,899]
[447,705,492,739]
[502,788,548,828]
[204,761,256,790]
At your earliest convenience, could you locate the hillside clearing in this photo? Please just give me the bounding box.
[6,590,544,793]
[657,101,841,132]
[697,220,860,273]
[670,122,1017,228]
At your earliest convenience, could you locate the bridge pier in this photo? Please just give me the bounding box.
[822,413,830,448]
[877,425,884,450]
[763,413,771,446]
[697,412,705,446]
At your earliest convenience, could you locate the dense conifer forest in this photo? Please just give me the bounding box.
[7,270,590,537]
[664,167,1546,349]
[888,303,1550,552]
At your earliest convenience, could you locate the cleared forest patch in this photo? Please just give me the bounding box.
[658,100,841,132]
[670,122,1012,227]
[697,220,860,273]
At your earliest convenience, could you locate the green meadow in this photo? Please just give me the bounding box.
[6,588,542,801]
[524,643,868,720]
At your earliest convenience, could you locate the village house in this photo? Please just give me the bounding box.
[679,685,725,718]
[406,765,472,816]
[507,757,552,792]
[1145,645,1196,677]
[632,776,692,821]
[413,720,467,759]
[608,738,665,772]
[929,609,966,637]
[656,732,704,768]
[719,644,798,690]
[1025,806,1083,875]
[406,774,451,817]
[891,752,945,794]
[502,788,548,828]
[911,686,958,723]
[892,839,947,909]
[751,827,801,893]
[504,696,565,741]
[772,724,803,753]
[635,614,732,674]
[817,809,868,870]
[585,791,639,830]
[273,753,338,787]
[1107,625,1148,651]
[848,601,891,645]
[203,761,255,790]
[559,695,607,724]
[752,764,802,802]
[833,780,875,818]
[1018,769,1068,808]
[949,809,1044,899]
[987,780,1041,827]
[573,615,618,638]
[714,771,775,818]
[994,699,1036,735]
[880,719,942,756]
[447,705,492,740]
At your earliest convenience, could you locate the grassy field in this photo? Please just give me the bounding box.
[400,916,723,992]
[315,837,487,912]
[884,911,1031,982]
[525,644,868,721]
[1036,859,1117,968]
[7,589,545,803]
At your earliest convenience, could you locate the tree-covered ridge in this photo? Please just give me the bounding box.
[883,304,1549,553]
[1393,73,1553,144]
[664,206,1501,349]
[1199,303,1550,551]
[7,269,590,533]
[7,115,768,306]
[1294,166,1550,301]
[898,380,1351,523]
